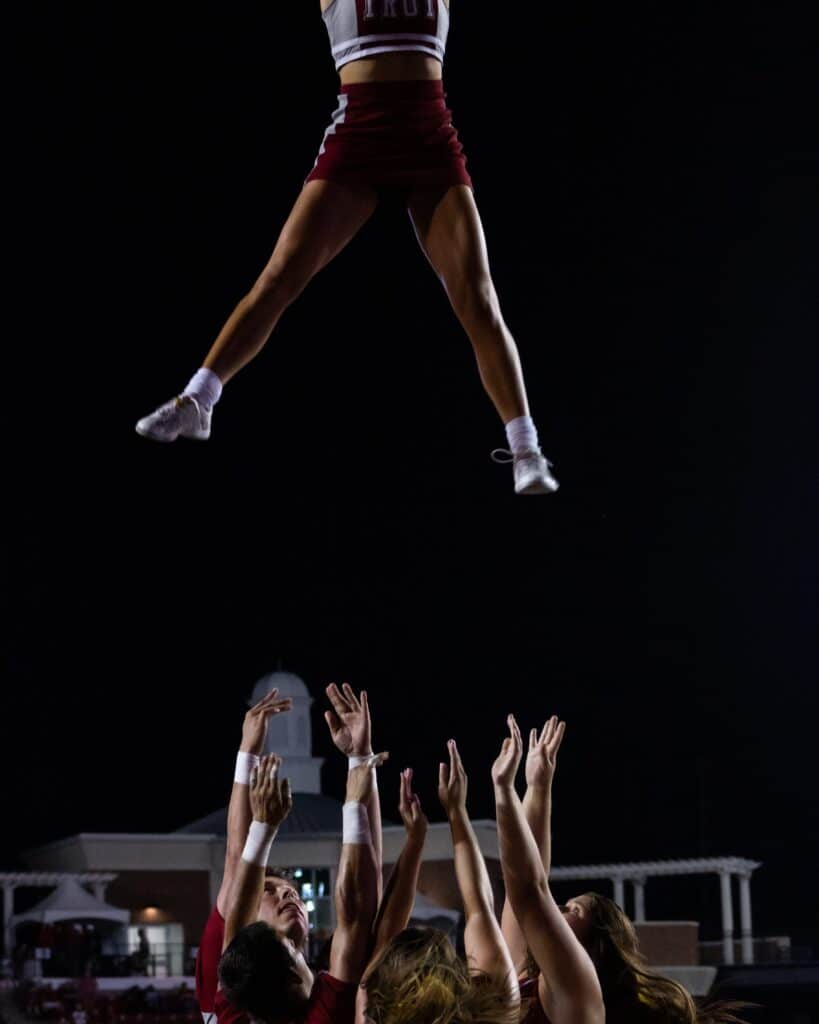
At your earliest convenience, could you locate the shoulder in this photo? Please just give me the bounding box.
[301,973,358,1024]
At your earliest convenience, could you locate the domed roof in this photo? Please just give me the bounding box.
[250,670,311,705]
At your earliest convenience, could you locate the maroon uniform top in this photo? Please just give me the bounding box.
[196,904,357,1024]
[519,977,552,1024]
[213,973,356,1024]
[195,905,226,1021]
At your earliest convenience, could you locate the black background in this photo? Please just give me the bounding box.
[5,3,818,951]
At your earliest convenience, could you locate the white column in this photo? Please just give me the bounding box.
[632,877,646,923]
[739,873,754,964]
[612,877,625,909]
[92,882,108,902]
[3,883,14,956]
[719,870,734,964]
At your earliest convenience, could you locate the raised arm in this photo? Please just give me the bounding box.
[500,716,565,974]
[438,740,519,1008]
[366,768,428,972]
[492,717,603,1023]
[325,683,383,896]
[223,755,293,951]
[217,690,292,916]
[329,753,388,982]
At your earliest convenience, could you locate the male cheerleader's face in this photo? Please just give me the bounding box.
[559,896,593,944]
[259,875,310,947]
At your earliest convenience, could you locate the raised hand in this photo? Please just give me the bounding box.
[346,752,389,803]
[491,714,524,790]
[249,754,293,828]
[525,715,566,789]
[241,688,293,754]
[438,739,468,816]
[398,767,428,842]
[324,682,372,757]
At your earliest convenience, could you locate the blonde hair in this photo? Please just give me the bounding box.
[366,927,518,1024]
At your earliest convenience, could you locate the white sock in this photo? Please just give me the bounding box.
[504,415,540,456]
[183,368,223,411]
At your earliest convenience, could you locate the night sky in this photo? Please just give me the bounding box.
[5,4,818,955]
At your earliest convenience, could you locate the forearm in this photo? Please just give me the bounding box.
[495,784,597,997]
[448,810,495,920]
[335,839,380,930]
[500,783,552,969]
[223,837,270,950]
[365,779,383,894]
[219,751,260,913]
[331,836,380,982]
[522,784,552,874]
[372,833,425,953]
[494,786,549,905]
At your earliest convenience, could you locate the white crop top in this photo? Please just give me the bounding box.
[322,0,450,71]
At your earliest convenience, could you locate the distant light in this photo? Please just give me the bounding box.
[293,869,303,879]
[142,907,160,920]
[305,900,315,913]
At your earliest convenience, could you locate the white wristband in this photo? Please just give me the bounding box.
[235,751,260,785]
[348,753,379,769]
[241,820,276,866]
[342,802,371,845]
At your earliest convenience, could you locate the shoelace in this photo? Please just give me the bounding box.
[491,448,553,469]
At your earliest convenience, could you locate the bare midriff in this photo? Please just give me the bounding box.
[337,51,443,84]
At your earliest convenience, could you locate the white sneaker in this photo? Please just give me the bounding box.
[135,395,211,442]
[492,448,559,495]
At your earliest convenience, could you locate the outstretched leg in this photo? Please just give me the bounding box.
[407,185,557,493]
[137,180,378,441]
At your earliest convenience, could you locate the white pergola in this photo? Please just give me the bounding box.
[549,856,762,965]
[1,872,119,957]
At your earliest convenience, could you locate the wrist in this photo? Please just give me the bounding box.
[348,753,375,767]
[493,782,516,801]
[234,751,261,784]
[342,802,372,844]
[241,820,277,865]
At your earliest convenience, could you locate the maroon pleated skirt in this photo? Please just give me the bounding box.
[305,79,472,193]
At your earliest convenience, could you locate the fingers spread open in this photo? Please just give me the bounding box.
[341,682,361,712]
[326,682,351,715]
[550,720,566,755]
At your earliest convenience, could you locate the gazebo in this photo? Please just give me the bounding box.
[549,856,762,964]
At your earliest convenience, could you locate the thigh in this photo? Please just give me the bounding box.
[261,179,379,283]
[407,185,491,287]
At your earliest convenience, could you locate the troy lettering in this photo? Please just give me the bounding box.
[364,0,435,18]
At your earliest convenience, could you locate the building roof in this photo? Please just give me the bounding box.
[175,792,346,837]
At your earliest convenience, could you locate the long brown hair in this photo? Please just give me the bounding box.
[580,892,750,1024]
[366,926,518,1024]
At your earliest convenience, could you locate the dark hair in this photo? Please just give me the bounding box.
[581,893,749,1024]
[218,922,307,1024]
[366,926,518,1024]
